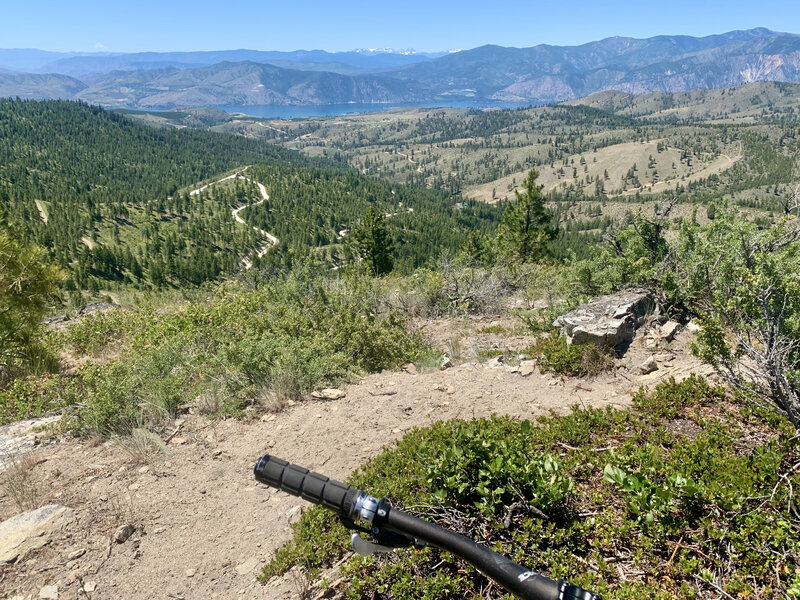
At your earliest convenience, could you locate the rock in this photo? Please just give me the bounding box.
[83,582,97,593]
[186,568,196,577]
[235,557,260,575]
[402,363,418,375]
[112,524,135,544]
[519,360,537,377]
[687,320,701,334]
[368,388,398,396]
[39,585,58,599]
[170,437,187,446]
[660,321,681,342]
[553,289,655,348]
[486,355,505,368]
[0,504,74,564]
[0,415,61,467]
[78,302,121,316]
[67,548,86,560]
[638,356,658,375]
[285,506,302,524]
[311,388,346,400]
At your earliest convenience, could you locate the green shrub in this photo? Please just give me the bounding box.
[263,376,800,599]
[529,334,616,377]
[50,269,424,435]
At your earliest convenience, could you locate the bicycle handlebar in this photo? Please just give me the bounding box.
[254,454,601,600]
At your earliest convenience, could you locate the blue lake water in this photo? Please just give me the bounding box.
[216,100,535,119]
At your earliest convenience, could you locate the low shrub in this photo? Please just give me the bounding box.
[42,270,425,435]
[528,334,616,377]
[263,376,800,599]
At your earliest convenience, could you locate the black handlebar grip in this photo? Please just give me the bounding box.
[254,454,359,517]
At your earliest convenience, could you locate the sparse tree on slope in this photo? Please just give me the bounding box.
[497,170,555,263]
[350,206,394,275]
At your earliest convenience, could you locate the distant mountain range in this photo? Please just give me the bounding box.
[2,28,800,109]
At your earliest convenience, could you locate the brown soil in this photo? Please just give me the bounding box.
[0,325,712,600]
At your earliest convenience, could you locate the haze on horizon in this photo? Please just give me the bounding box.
[6,0,800,54]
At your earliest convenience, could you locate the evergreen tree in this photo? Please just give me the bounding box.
[350,206,394,275]
[0,210,63,384]
[496,170,555,263]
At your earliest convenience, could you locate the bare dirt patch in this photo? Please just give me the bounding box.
[0,326,712,600]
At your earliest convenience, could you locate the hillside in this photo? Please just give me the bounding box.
[217,85,800,229]
[568,81,800,122]
[76,62,426,109]
[0,72,87,100]
[0,99,501,291]
[390,28,800,103]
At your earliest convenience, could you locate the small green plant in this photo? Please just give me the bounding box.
[603,464,703,526]
[528,334,615,377]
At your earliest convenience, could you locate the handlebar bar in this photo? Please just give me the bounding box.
[254,454,601,600]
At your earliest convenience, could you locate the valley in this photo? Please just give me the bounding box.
[2,59,800,600]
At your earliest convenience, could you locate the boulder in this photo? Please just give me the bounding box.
[0,505,74,564]
[553,289,655,348]
[638,356,658,375]
[660,321,681,342]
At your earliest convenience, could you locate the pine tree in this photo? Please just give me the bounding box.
[350,206,394,275]
[496,170,555,263]
[0,210,63,383]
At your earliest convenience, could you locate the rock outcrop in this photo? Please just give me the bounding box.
[0,505,74,564]
[553,289,655,348]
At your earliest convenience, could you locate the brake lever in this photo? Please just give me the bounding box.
[350,533,400,556]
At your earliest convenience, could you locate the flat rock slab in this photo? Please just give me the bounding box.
[554,289,655,348]
[0,415,60,467]
[311,388,346,400]
[0,504,74,564]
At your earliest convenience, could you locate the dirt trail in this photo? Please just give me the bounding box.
[190,169,279,269]
[0,326,712,600]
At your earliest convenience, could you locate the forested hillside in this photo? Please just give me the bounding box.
[0,99,502,291]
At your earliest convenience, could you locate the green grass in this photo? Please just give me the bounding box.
[263,375,800,599]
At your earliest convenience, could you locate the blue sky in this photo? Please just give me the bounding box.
[5,0,800,53]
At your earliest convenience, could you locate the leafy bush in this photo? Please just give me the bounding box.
[571,204,800,428]
[528,334,616,377]
[52,269,425,435]
[264,376,800,599]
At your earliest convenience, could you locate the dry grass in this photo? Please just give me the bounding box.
[193,388,225,415]
[1,452,47,511]
[116,428,168,464]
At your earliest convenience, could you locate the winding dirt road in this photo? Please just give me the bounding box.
[190,169,279,269]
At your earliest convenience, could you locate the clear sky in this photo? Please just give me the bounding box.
[4,0,800,53]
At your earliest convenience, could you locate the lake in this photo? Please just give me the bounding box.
[215,100,535,119]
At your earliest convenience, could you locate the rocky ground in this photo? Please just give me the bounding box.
[0,316,712,600]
